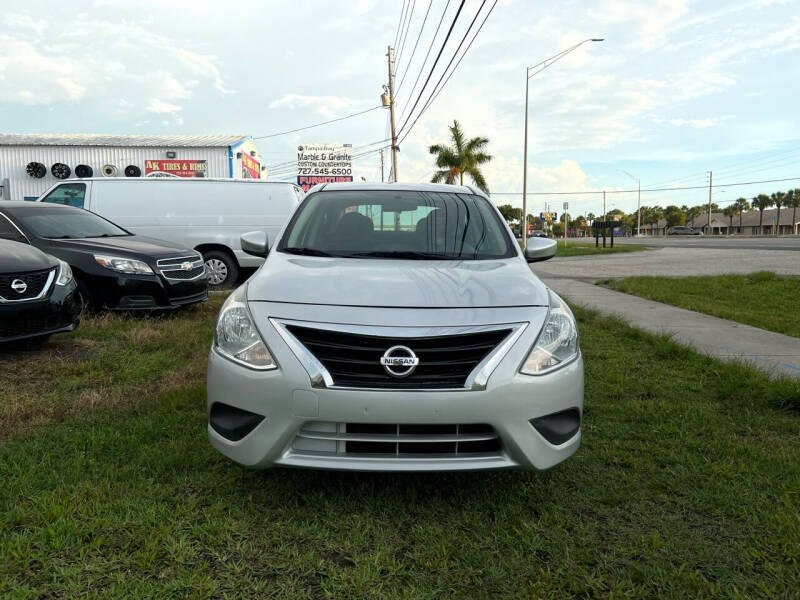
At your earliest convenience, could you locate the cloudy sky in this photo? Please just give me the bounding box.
[1,0,798,216]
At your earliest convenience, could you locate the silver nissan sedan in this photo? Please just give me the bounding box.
[207,182,583,471]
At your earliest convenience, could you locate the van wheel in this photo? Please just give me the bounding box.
[203,251,238,288]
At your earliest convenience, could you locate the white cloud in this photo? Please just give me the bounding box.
[269,93,371,119]
[147,99,182,114]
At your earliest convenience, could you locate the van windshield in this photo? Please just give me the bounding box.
[278,190,515,260]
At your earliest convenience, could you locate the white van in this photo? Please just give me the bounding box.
[37,178,302,287]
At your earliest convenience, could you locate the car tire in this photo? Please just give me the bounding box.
[75,278,97,314]
[203,250,239,288]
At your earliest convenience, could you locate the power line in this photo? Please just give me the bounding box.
[394,0,434,95]
[396,0,466,136]
[396,0,451,110]
[489,176,800,196]
[393,0,408,49]
[252,105,383,140]
[395,0,417,69]
[399,0,496,145]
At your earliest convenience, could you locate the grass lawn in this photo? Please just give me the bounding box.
[554,242,648,257]
[602,271,800,338]
[1,295,798,598]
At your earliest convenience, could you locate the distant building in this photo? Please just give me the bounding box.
[0,133,265,201]
[641,207,799,236]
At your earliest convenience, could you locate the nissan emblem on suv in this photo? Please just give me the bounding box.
[379,345,420,377]
[11,279,27,294]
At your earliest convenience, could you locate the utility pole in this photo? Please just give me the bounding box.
[380,148,385,183]
[386,46,399,182]
[707,171,713,235]
[603,190,606,221]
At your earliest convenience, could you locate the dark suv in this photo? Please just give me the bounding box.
[0,202,208,311]
[0,238,80,345]
[666,226,701,236]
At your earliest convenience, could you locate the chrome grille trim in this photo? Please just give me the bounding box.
[270,318,527,392]
[0,269,56,304]
[156,254,202,267]
[158,256,206,281]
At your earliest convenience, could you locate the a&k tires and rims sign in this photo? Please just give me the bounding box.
[296,143,353,191]
[145,159,207,178]
[241,153,261,179]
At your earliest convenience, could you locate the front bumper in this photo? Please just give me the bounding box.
[0,279,80,343]
[207,303,584,472]
[84,271,208,311]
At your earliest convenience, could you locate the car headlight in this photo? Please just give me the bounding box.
[94,254,154,275]
[520,291,579,375]
[55,259,74,286]
[214,284,276,370]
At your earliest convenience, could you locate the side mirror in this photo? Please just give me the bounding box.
[241,231,269,258]
[524,237,556,263]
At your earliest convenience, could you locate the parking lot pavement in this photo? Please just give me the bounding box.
[534,245,800,281]
[544,278,800,379]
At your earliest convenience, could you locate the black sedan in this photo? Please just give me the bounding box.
[0,238,80,346]
[666,226,702,236]
[0,202,208,312]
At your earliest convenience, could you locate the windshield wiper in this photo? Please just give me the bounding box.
[281,247,333,257]
[349,251,459,260]
[45,235,76,239]
[85,233,127,238]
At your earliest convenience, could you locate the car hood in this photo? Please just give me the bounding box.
[49,235,194,259]
[247,252,549,308]
[0,239,57,272]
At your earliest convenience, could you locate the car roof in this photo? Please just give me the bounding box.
[0,201,81,211]
[308,181,488,198]
[54,177,296,185]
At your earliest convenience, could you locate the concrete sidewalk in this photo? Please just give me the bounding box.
[542,277,800,380]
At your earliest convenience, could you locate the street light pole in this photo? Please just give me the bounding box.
[521,38,603,250]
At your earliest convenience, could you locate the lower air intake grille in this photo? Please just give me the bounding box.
[293,422,502,457]
[285,325,512,389]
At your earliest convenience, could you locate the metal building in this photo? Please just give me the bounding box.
[0,133,265,201]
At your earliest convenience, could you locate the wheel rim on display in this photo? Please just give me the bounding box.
[205,259,228,285]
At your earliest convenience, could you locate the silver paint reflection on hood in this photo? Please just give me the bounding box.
[247,251,549,308]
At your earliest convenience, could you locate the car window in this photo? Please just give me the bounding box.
[0,213,27,243]
[10,207,130,239]
[279,190,515,260]
[41,183,86,208]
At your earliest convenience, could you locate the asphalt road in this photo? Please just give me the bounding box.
[612,236,800,251]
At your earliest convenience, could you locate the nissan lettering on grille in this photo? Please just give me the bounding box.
[380,345,420,378]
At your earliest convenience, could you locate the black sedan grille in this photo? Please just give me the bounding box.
[161,265,205,280]
[286,325,512,389]
[0,268,54,301]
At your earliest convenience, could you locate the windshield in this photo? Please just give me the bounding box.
[11,207,130,239]
[278,190,515,260]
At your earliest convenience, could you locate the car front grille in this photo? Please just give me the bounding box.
[0,268,55,301]
[157,255,205,281]
[0,311,71,340]
[285,325,513,389]
[292,422,502,457]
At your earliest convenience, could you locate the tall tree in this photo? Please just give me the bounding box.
[429,120,492,192]
[723,205,736,234]
[734,197,749,233]
[664,205,686,228]
[771,191,786,236]
[751,194,773,235]
[786,189,800,235]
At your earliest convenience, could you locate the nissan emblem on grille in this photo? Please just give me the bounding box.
[11,279,28,294]
[379,345,420,378]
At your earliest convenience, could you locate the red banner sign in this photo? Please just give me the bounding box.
[145,159,207,178]
[241,153,260,179]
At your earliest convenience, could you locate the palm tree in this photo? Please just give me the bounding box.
[751,194,773,235]
[787,189,799,235]
[723,205,736,235]
[771,191,786,236]
[429,120,492,192]
[734,197,748,234]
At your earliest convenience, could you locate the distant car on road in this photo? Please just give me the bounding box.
[0,238,79,347]
[0,202,208,312]
[531,230,548,238]
[666,226,701,236]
